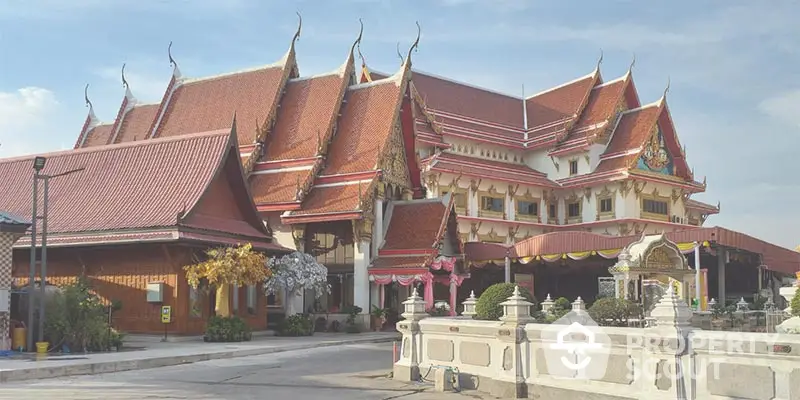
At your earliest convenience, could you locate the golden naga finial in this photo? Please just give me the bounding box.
[628,53,636,72]
[403,21,421,66]
[121,63,129,90]
[292,12,302,45]
[84,83,93,110]
[596,48,603,71]
[168,41,177,68]
[396,42,403,65]
[662,76,671,99]
[350,18,364,58]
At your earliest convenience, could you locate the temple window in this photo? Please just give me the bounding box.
[597,196,614,221]
[641,196,669,222]
[548,203,558,224]
[246,285,257,314]
[567,202,581,218]
[441,188,468,214]
[478,186,505,218]
[569,160,578,175]
[515,189,540,222]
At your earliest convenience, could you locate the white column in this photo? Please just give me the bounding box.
[353,240,371,318]
[373,198,384,256]
[370,281,380,309]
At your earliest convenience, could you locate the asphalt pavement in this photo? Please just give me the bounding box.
[0,342,492,400]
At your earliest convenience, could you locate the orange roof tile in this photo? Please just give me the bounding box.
[80,124,114,148]
[427,152,557,187]
[263,74,347,161]
[113,104,160,143]
[574,79,627,128]
[594,104,661,172]
[0,130,247,239]
[154,67,286,145]
[291,183,363,216]
[412,71,523,129]
[250,169,308,205]
[526,73,596,130]
[322,80,403,175]
[603,105,661,155]
[382,200,449,250]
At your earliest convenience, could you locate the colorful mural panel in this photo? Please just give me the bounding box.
[637,124,674,175]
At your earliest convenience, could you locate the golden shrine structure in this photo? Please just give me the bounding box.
[1,16,798,333]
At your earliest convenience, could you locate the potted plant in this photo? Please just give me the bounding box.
[710,302,726,330]
[342,305,362,333]
[370,305,388,332]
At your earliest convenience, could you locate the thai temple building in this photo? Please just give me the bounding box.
[1,17,798,334]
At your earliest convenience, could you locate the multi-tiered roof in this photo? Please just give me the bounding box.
[73,17,719,229]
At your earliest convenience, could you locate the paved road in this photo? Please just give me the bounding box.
[0,343,486,399]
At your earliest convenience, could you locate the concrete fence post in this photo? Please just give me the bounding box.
[393,288,428,382]
[639,285,694,399]
[493,286,534,398]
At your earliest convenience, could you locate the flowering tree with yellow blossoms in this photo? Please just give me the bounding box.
[184,243,271,318]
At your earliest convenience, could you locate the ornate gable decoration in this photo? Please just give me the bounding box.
[609,233,688,273]
[378,121,413,188]
[636,124,674,175]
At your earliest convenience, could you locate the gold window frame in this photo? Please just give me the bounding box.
[568,158,579,176]
[514,188,541,222]
[640,188,670,222]
[478,185,505,219]
[441,186,469,215]
[565,192,583,224]
[595,186,616,221]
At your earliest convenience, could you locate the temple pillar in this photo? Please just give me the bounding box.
[718,247,727,304]
[0,232,16,351]
[370,281,380,310]
[504,255,511,283]
[449,277,457,316]
[354,240,371,323]
[373,193,384,256]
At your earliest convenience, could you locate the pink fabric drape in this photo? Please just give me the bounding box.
[430,256,456,272]
[424,278,434,310]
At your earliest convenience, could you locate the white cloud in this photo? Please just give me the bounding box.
[0,87,64,157]
[759,90,800,128]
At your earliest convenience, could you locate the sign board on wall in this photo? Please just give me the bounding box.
[514,274,534,296]
[161,306,172,324]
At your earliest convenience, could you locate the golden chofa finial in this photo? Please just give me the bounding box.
[121,63,129,89]
[292,12,302,45]
[403,21,421,66]
[350,18,364,57]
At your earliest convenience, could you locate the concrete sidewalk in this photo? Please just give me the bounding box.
[0,332,399,383]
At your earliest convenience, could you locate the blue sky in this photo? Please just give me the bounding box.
[0,0,798,249]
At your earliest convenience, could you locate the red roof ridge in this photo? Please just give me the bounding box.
[526,69,598,99]
[412,68,522,100]
[13,128,233,166]
[593,71,629,89]
[182,64,285,86]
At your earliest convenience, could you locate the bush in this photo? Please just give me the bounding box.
[475,283,537,321]
[205,315,252,342]
[342,305,362,333]
[588,298,641,327]
[328,320,341,332]
[43,278,120,352]
[791,293,800,317]
[275,314,314,337]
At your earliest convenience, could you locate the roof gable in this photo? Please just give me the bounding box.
[0,130,235,239]
[79,124,114,148]
[526,72,598,132]
[112,104,160,144]
[153,66,287,145]
[380,196,455,252]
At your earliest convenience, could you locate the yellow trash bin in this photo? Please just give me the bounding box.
[35,341,49,354]
[11,327,25,351]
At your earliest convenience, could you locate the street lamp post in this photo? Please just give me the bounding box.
[25,156,84,352]
[25,157,44,352]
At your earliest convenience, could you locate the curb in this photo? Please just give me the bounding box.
[0,335,398,383]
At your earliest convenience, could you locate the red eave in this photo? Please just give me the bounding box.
[252,157,318,171]
[379,248,437,257]
[281,211,363,225]
[315,171,380,186]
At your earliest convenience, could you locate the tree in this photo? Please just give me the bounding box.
[184,243,270,318]
[265,251,331,315]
